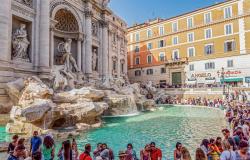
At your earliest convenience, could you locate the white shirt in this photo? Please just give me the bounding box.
[220,150,236,160]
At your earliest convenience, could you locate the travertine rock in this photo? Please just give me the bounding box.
[5,78,25,104]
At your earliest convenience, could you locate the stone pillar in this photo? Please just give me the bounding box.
[77,38,82,71]
[0,0,11,62]
[49,28,54,67]
[39,0,50,69]
[85,9,93,77]
[81,38,86,73]
[117,36,121,78]
[102,21,109,79]
[98,25,103,77]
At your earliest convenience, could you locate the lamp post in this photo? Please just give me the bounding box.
[221,67,226,95]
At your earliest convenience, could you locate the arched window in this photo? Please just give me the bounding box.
[54,9,79,32]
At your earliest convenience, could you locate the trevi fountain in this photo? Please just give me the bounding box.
[0,0,226,159]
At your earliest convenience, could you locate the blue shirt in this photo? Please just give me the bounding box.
[7,155,18,160]
[30,136,42,153]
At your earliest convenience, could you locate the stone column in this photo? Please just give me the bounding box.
[85,9,93,77]
[0,0,11,62]
[117,36,121,78]
[49,28,54,67]
[39,0,50,69]
[102,21,109,80]
[98,25,103,77]
[77,38,82,71]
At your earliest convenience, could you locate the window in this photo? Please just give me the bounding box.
[172,22,178,32]
[147,29,152,38]
[204,12,212,24]
[147,42,152,50]
[159,52,165,62]
[130,33,133,42]
[224,40,236,52]
[146,69,153,75]
[135,57,140,65]
[130,45,133,52]
[187,17,193,29]
[187,47,195,57]
[225,24,233,35]
[172,36,179,45]
[159,26,164,36]
[158,40,165,48]
[205,28,212,39]
[227,60,234,68]
[189,64,194,71]
[204,44,214,55]
[135,32,140,42]
[172,50,180,60]
[135,45,140,53]
[135,70,141,76]
[224,6,232,19]
[161,68,166,74]
[147,55,152,64]
[205,62,215,70]
[187,32,194,42]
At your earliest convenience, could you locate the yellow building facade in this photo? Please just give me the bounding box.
[127,0,250,87]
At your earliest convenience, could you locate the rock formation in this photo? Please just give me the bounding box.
[5,76,156,138]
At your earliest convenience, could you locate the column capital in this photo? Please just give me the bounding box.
[99,19,108,28]
[85,9,93,18]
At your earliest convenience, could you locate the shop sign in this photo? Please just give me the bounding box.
[217,70,242,77]
[191,72,212,78]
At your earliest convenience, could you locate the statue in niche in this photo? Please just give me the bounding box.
[12,24,30,62]
[58,39,79,73]
[92,22,98,37]
[92,48,98,71]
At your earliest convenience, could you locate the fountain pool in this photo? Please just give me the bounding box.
[0,105,226,159]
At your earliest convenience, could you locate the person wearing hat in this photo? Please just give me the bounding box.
[118,151,127,160]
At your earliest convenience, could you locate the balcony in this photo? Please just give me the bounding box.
[165,57,188,66]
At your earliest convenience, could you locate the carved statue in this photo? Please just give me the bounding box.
[92,48,98,71]
[12,24,30,62]
[58,39,79,73]
[102,0,110,7]
[92,22,98,37]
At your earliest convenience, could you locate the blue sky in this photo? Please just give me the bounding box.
[109,0,225,27]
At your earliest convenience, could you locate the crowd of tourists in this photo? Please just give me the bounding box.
[6,99,250,160]
[6,133,163,160]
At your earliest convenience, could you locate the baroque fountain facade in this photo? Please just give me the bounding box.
[0,0,156,137]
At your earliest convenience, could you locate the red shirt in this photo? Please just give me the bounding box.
[79,153,92,160]
[151,148,162,160]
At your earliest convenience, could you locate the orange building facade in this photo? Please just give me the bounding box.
[127,0,250,87]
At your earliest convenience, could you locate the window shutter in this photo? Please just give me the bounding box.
[224,42,227,52]
[158,41,160,48]
[204,46,207,54]
[233,41,236,51]
[212,45,214,54]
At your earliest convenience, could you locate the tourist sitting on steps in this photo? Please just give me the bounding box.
[140,144,151,160]
[150,142,162,160]
[118,151,127,160]
[125,143,138,160]
[79,144,92,160]
[173,142,182,160]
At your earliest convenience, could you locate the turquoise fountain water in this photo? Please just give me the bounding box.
[0,105,226,160]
